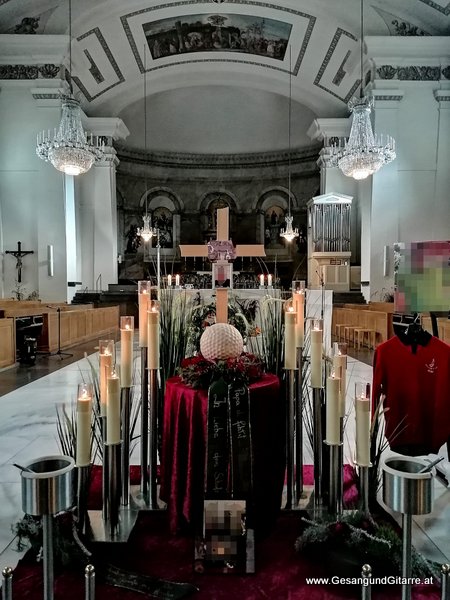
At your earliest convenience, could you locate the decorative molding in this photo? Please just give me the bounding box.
[72,27,124,102]
[442,66,450,79]
[0,63,61,79]
[398,66,440,80]
[313,27,360,103]
[376,64,443,81]
[332,50,350,86]
[417,0,450,16]
[434,90,450,102]
[377,65,397,80]
[31,92,60,99]
[391,19,427,36]
[120,1,315,76]
[83,49,104,84]
[13,17,40,34]
[116,144,321,170]
[372,94,404,101]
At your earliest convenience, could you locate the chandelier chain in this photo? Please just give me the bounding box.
[280,45,299,243]
[323,0,396,180]
[35,0,104,175]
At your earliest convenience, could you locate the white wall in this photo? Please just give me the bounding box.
[0,83,67,301]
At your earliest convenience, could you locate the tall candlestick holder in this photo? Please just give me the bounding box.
[103,441,122,536]
[140,347,149,496]
[76,464,91,533]
[312,387,323,511]
[310,318,323,511]
[148,368,159,509]
[285,368,296,509]
[295,346,304,502]
[121,386,132,506]
[325,441,343,519]
[292,281,305,504]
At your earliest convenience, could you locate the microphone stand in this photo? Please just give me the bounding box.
[45,306,73,359]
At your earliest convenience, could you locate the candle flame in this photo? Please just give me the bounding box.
[288,306,294,313]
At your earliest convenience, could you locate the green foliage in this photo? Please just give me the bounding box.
[295,511,437,580]
[160,289,196,387]
[187,294,249,353]
[12,514,42,552]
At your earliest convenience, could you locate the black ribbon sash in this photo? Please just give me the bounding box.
[205,377,253,500]
[205,377,229,498]
[228,380,253,499]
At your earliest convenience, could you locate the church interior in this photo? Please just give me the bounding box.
[0,0,449,598]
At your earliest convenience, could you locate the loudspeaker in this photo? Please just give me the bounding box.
[47,244,54,277]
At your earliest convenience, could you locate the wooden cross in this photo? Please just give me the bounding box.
[5,241,34,283]
[180,207,265,323]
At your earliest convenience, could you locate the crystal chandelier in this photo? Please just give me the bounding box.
[137,213,155,242]
[325,0,395,180]
[35,0,103,175]
[280,46,299,243]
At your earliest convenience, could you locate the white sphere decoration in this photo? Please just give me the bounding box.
[200,323,244,361]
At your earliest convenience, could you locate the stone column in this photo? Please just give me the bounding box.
[76,119,129,291]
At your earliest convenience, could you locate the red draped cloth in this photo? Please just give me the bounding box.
[160,374,285,535]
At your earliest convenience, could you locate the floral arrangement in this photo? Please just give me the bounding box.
[295,511,437,580]
[178,352,264,389]
[188,295,253,352]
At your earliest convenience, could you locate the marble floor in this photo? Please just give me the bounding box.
[0,345,449,576]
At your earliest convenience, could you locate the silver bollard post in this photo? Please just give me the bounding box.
[121,387,131,506]
[140,348,149,495]
[441,564,449,600]
[402,512,412,600]
[1,567,13,600]
[361,564,372,600]
[42,513,54,600]
[85,564,95,600]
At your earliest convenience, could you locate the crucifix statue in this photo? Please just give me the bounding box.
[5,241,34,283]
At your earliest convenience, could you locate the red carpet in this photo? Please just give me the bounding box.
[8,465,441,599]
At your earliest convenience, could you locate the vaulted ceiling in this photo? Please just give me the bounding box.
[1,0,448,152]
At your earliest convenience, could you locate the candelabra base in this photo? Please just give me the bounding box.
[129,484,164,511]
[86,506,140,543]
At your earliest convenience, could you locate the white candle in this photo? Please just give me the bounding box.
[167,274,172,287]
[326,374,341,445]
[147,303,160,369]
[355,383,371,466]
[99,347,113,417]
[293,291,305,348]
[106,369,121,444]
[284,309,297,370]
[259,274,264,287]
[268,274,273,287]
[76,383,92,466]
[310,321,323,388]
[120,316,134,388]
[138,280,152,347]
[333,354,347,417]
[175,274,180,287]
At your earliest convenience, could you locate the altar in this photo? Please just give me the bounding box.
[160,374,285,536]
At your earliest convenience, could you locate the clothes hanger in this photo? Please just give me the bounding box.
[397,314,432,348]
